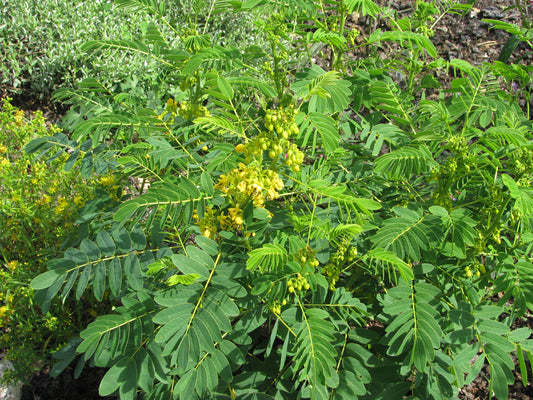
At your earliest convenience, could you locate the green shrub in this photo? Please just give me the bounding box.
[0,98,118,382]
[26,0,533,399]
[0,0,260,100]
[0,98,96,260]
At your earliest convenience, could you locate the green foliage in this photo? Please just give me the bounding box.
[371,207,442,261]
[15,0,533,398]
[382,282,443,373]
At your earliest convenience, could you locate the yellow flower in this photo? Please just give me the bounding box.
[217,213,231,230]
[267,186,279,200]
[251,183,262,193]
[98,175,115,186]
[74,195,85,206]
[14,109,24,126]
[194,207,218,239]
[0,157,10,169]
[166,98,178,110]
[237,180,247,193]
[0,306,9,319]
[0,144,7,153]
[252,196,265,207]
[55,197,69,215]
[41,194,52,204]
[228,205,244,226]
[202,227,214,239]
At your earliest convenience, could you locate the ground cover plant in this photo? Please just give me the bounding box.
[12,0,533,398]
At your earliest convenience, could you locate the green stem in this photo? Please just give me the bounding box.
[484,195,512,241]
[516,0,531,29]
[270,41,283,98]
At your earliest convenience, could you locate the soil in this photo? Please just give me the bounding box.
[20,366,113,400]
[6,0,533,399]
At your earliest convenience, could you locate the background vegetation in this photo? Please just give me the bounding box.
[0,0,259,100]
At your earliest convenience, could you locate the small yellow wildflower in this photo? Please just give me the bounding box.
[41,194,52,204]
[49,182,59,194]
[7,260,19,271]
[14,109,24,126]
[74,195,85,206]
[0,144,7,153]
[45,315,59,330]
[98,175,115,186]
[0,157,10,169]
[55,197,69,215]
[0,306,9,319]
[166,98,178,110]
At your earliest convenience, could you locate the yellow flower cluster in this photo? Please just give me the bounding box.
[0,281,14,328]
[36,194,52,206]
[14,109,24,126]
[193,163,283,239]
[193,207,216,239]
[7,261,19,271]
[74,195,85,206]
[166,97,178,113]
[0,305,9,327]
[0,99,98,262]
[193,205,245,239]
[220,205,244,229]
[215,163,284,207]
[97,174,115,186]
[54,197,69,215]
[192,107,303,239]
[0,157,9,170]
[97,173,120,200]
